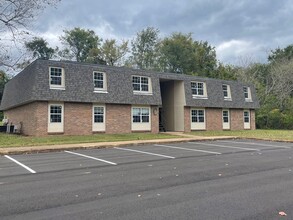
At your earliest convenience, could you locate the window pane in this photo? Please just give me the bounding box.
[51,76,62,85]
[94,81,104,88]
[198,89,204,95]
[94,115,104,123]
[50,105,62,123]
[191,116,197,123]
[133,116,141,123]
[132,76,140,83]
[133,83,140,91]
[141,84,149,91]
[141,108,149,115]
[142,116,149,122]
[133,108,140,116]
[198,116,204,123]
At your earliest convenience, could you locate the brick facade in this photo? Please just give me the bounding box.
[4,101,47,136]
[64,102,92,135]
[230,109,244,130]
[4,102,256,136]
[250,110,256,130]
[151,106,159,134]
[184,107,191,132]
[206,108,222,130]
[106,104,131,134]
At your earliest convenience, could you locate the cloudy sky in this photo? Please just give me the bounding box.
[32,0,293,65]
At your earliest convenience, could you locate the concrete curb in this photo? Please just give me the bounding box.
[0,136,237,155]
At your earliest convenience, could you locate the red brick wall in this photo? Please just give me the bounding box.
[106,104,131,134]
[184,107,191,132]
[4,101,48,136]
[206,108,222,130]
[230,109,244,130]
[151,106,159,133]
[250,109,256,130]
[64,102,92,135]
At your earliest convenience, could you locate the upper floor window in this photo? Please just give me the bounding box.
[50,67,65,89]
[243,86,252,101]
[93,72,107,92]
[222,84,232,100]
[132,76,151,94]
[191,82,207,98]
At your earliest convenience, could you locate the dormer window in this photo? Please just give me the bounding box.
[243,86,252,102]
[93,72,107,93]
[50,67,65,90]
[191,82,207,99]
[222,84,232,100]
[132,76,152,94]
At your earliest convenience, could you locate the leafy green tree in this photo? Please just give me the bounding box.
[130,27,160,70]
[159,33,194,74]
[101,39,128,66]
[60,27,101,62]
[159,33,217,75]
[268,45,293,62]
[25,37,56,59]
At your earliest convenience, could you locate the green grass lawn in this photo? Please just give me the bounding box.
[0,133,177,148]
[190,129,293,141]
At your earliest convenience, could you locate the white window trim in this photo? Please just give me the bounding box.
[223,84,232,101]
[92,104,106,132]
[49,67,65,90]
[93,71,107,92]
[131,106,151,131]
[48,103,64,133]
[190,108,206,130]
[191,81,208,99]
[244,86,252,102]
[132,75,153,95]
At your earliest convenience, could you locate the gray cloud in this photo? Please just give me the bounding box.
[33,0,293,65]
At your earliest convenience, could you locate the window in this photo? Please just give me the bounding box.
[191,82,207,98]
[223,110,229,123]
[132,107,150,123]
[243,86,252,101]
[132,76,151,93]
[244,111,250,123]
[50,67,64,89]
[191,109,205,123]
[93,72,107,92]
[222,84,232,100]
[93,106,104,123]
[50,105,62,123]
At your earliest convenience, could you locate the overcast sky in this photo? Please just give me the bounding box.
[32,0,293,65]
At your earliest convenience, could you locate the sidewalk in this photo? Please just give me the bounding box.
[0,133,237,155]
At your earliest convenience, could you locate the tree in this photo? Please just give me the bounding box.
[159,33,194,74]
[60,27,101,62]
[130,27,160,70]
[0,0,60,67]
[25,37,56,60]
[268,45,293,62]
[0,70,9,103]
[101,39,128,66]
[159,33,217,75]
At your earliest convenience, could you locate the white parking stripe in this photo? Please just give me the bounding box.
[218,140,291,149]
[154,144,221,155]
[4,155,36,174]
[64,151,117,165]
[114,147,175,159]
[188,142,260,151]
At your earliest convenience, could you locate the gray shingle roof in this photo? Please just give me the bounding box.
[0,59,260,110]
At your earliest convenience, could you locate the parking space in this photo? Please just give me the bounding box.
[1,139,292,176]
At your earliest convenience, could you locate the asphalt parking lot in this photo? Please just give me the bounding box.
[1,139,293,219]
